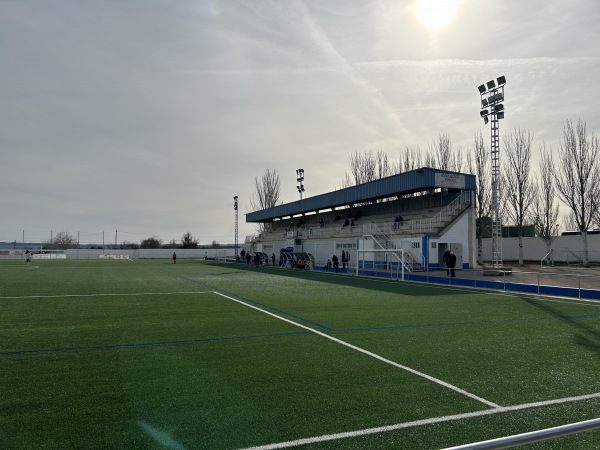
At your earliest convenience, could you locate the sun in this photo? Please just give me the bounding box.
[416,0,458,29]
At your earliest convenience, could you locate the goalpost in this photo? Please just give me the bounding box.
[356,248,407,280]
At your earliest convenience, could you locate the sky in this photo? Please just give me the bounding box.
[1,0,599,246]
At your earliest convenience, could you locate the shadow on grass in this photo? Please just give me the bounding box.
[205,261,479,298]
[521,295,600,358]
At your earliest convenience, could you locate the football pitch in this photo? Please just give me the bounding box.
[1,259,600,449]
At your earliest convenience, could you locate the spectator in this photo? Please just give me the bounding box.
[172,252,177,264]
[341,250,347,269]
[442,249,451,275]
[324,259,332,271]
[332,254,339,273]
[447,251,457,277]
[342,219,349,227]
[272,253,276,266]
[246,252,252,264]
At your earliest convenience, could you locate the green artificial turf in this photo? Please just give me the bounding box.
[1,259,600,449]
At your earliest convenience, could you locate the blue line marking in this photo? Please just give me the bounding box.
[5,312,598,357]
[0,330,310,357]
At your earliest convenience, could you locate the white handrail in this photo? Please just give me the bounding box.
[443,417,600,450]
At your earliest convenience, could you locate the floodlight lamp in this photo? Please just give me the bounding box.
[497,111,505,120]
[484,116,489,125]
[494,104,504,112]
[486,80,496,90]
[481,98,489,107]
[480,109,489,117]
[478,84,486,94]
[497,75,506,85]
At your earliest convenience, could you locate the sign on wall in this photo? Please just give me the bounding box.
[435,173,465,189]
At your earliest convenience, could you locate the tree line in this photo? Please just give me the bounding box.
[41,231,222,250]
[252,118,600,266]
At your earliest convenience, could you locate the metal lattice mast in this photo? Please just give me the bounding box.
[233,196,239,260]
[478,76,506,268]
[490,112,502,268]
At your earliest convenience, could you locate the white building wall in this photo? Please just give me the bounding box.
[482,235,600,263]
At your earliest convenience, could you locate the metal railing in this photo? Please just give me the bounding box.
[444,417,600,449]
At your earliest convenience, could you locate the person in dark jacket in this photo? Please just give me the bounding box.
[442,249,451,275]
[332,254,339,273]
[447,251,457,277]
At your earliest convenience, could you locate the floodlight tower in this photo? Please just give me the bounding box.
[233,196,239,261]
[296,168,305,200]
[478,75,506,269]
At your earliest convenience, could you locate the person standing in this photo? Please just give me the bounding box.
[447,251,457,277]
[443,249,451,275]
[25,249,31,265]
[272,253,276,266]
[341,250,346,269]
[172,252,177,264]
[332,254,339,273]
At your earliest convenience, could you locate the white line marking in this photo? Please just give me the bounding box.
[0,291,214,300]
[238,392,600,450]
[213,291,499,408]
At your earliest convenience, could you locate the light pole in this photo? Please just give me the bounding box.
[233,196,239,261]
[296,168,305,200]
[478,75,506,269]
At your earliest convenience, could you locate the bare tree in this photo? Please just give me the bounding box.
[429,133,463,171]
[502,127,536,266]
[397,146,424,172]
[180,232,199,249]
[43,231,78,250]
[562,211,578,232]
[120,241,140,250]
[250,168,281,233]
[468,131,490,265]
[140,236,162,249]
[533,144,559,255]
[553,119,600,265]
[342,150,392,187]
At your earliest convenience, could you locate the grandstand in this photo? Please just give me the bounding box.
[245,167,476,273]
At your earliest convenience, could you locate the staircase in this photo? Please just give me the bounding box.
[365,224,424,272]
